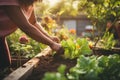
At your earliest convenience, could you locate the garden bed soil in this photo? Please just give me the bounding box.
[26,54,76,80]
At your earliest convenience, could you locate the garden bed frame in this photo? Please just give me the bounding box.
[92,46,120,55]
[3,47,52,80]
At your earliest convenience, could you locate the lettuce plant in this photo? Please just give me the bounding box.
[61,38,92,59]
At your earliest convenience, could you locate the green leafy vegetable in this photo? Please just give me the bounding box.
[61,38,92,59]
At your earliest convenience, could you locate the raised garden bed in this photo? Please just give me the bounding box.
[26,54,76,80]
[3,47,76,80]
[2,46,120,80]
[11,56,30,68]
[2,47,52,80]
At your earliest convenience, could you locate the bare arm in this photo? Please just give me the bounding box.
[3,5,54,46]
[29,10,53,39]
[29,10,60,43]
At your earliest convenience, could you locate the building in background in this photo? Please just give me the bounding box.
[58,15,93,37]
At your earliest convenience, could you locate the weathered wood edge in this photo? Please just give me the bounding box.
[3,47,52,80]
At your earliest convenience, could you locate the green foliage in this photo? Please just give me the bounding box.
[42,54,120,80]
[98,54,120,80]
[35,1,50,16]
[61,38,92,59]
[42,64,67,80]
[35,0,120,34]
[67,55,102,80]
[35,0,80,17]
[67,54,120,80]
[96,32,117,49]
[50,0,79,16]
[7,29,46,58]
[78,0,120,31]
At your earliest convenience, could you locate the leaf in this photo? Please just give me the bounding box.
[111,11,116,16]
[57,64,66,74]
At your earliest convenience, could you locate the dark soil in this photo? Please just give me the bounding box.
[26,54,77,80]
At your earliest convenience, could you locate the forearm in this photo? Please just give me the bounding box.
[34,22,52,39]
[22,23,54,45]
[3,6,54,46]
[28,8,53,40]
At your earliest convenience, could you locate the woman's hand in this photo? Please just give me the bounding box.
[50,42,64,55]
[51,36,60,43]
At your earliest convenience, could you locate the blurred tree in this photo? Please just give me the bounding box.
[35,0,120,35]
[77,0,120,32]
[34,1,50,17]
[49,0,79,17]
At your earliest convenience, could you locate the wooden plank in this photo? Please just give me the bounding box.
[3,47,52,80]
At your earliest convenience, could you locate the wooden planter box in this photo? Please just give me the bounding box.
[92,46,120,56]
[3,46,76,80]
[3,47,52,80]
[11,56,30,68]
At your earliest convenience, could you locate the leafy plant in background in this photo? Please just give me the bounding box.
[96,32,117,49]
[56,27,69,41]
[77,0,120,33]
[7,29,46,58]
[41,16,58,35]
[61,38,92,59]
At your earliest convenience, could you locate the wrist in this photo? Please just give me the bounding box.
[49,42,61,51]
[49,36,53,40]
